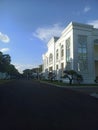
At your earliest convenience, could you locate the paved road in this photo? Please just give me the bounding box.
[0,80,98,130]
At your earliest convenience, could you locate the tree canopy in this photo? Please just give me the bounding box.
[63,70,83,85]
[0,51,19,77]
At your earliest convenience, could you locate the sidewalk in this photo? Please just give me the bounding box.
[40,80,98,98]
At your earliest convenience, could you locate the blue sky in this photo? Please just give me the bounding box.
[0,0,98,73]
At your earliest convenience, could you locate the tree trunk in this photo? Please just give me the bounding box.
[69,79,72,85]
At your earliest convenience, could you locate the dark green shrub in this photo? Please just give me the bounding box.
[95,76,98,83]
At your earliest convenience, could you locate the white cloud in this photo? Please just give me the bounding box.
[0,32,10,43]
[88,20,98,28]
[73,6,90,16]
[84,6,90,13]
[33,23,64,43]
[0,48,10,53]
[13,63,37,73]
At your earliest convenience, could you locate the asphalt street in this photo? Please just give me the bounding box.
[0,80,98,130]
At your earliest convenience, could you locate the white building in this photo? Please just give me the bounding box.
[42,22,98,83]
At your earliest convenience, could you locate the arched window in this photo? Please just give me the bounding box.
[56,49,59,61]
[49,53,53,63]
[61,45,64,58]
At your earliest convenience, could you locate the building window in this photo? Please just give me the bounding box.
[61,45,64,59]
[49,66,53,72]
[78,35,88,71]
[66,38,71,70]
[56,49,59,61]
[61,62,64,76]
[61,62,64,70]
[49,53,53,64]
[56,64,58,70]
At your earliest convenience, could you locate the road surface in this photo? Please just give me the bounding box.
[0,80,98,130]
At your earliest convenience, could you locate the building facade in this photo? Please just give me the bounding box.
[42,22,98,83]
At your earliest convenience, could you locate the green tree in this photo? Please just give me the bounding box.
[95,76,98,83]
[0,52,11,72]
[7,64,19,77]
[76,74,83,84]
[48,72,56,81]
[39,64,43,73]
[0,52,3,63]
[0,52,3,72]
[23,69,32,79]
[0,52,19,78]
[63,70,83,85]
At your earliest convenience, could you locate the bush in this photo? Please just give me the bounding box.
[95,76,98,83]
[48,72,56,82]
[76,74,83,84]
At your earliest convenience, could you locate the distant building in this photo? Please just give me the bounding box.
[42,22,98,83]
